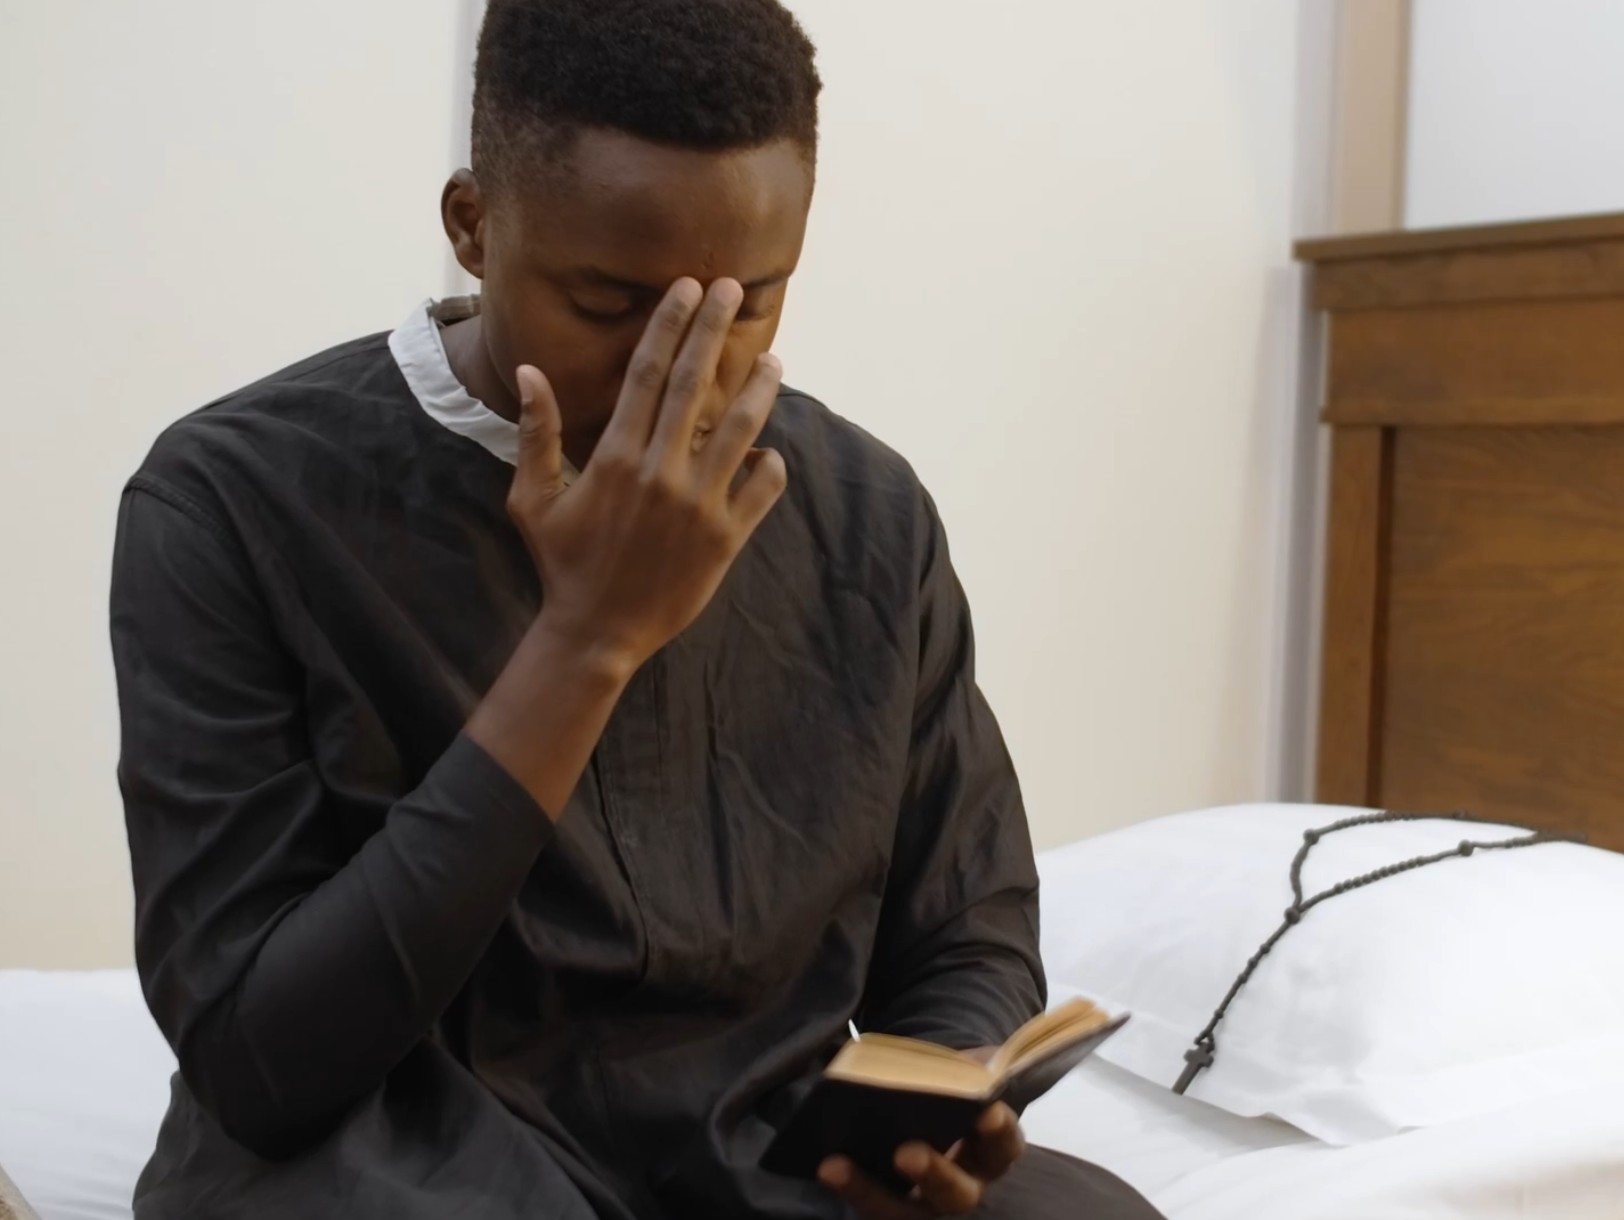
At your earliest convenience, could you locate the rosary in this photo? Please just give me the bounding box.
[1172,809,1576,1096]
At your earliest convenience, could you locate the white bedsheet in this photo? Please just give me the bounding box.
[1027,1058,1624,1220]
[3,970,1622,1220]
[1153,1084,1624,1220]
[0,971,173,1220]
[1022,1058,1313,1200]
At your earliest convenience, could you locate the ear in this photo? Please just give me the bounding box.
[442,169,488,280]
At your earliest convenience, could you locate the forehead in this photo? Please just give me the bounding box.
[505,129,814,282]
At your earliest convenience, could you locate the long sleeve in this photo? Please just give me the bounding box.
[858,491,1046,1050]
[111,483,553,1160]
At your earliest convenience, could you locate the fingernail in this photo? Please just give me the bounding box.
[818,1158,850,1187]
[759,353,783,375]
[896,1145,929,1176]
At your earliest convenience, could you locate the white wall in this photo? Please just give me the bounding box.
[0,0,1321,966]
[781,0,1321,851]
[0,2,468,967]
[1407,0,1624,228]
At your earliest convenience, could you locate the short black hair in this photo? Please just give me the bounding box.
[472,0,822,195]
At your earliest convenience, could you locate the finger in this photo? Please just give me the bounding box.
[817,1157,924,1220]
[699,351,781,489]
[958,1104,1026,1182]
[511,365,566,508]
[897,1143,985,1214]
[597,278,704,457]
[648,278,743,466]
[728,448,788,533]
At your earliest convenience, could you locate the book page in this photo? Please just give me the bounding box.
[826,1035,996,1098]
[990,998,1111,1078]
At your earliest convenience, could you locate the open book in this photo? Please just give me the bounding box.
[761,999,1129,1190]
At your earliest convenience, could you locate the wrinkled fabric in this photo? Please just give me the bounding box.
[110,331,1047,1219]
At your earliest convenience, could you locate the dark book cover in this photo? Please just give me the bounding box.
[760,1015,1128,1194]
[761,1078,987,1194]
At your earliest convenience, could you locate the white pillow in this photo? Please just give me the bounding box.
[1037,803,1624,1145]
[0,969,174,1220]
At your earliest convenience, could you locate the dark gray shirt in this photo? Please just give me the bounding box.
[111,327,1043,1219]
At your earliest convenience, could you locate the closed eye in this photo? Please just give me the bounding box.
[736,291,783,324]
[571,298,646,324]
[571,287,781,325]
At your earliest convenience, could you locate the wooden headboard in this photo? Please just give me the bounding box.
[1298,211,1624,853]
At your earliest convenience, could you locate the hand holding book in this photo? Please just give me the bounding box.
[817,1099,1027,1216]
[762,999,1129,1206]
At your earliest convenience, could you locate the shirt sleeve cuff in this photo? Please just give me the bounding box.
[415,732,557,857]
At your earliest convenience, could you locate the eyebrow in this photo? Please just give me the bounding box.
[576,267,791,293]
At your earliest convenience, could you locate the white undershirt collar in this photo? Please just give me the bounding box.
[388,295,578,483]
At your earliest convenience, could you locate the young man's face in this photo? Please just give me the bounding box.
[449,129,814,461]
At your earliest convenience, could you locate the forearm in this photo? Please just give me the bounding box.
[863,934,1044,1050]
[466,613,637,818]
[184,618,634,1158]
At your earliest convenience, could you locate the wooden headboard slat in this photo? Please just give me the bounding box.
[1316,427,1392,807]
[1294,209,1624,263]
[1324,398,1624,429]
[1326,299,1624,411]
[1311,237,1624,311]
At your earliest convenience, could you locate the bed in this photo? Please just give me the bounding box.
[4,803,1623,1220]
[5,988,1617,1220]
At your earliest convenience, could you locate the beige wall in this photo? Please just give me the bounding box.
[0,1,466,967]
[1,1,1320,967]
[782,0,1320,851]
[1407,0,1624,228]
[1330,0,1411,233]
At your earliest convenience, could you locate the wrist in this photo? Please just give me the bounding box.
[466,610,641,821]
[527,610,643,687]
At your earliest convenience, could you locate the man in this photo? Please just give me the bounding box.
[111,2,1164,1217]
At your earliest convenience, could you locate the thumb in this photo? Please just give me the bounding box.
[514,365,566,503]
